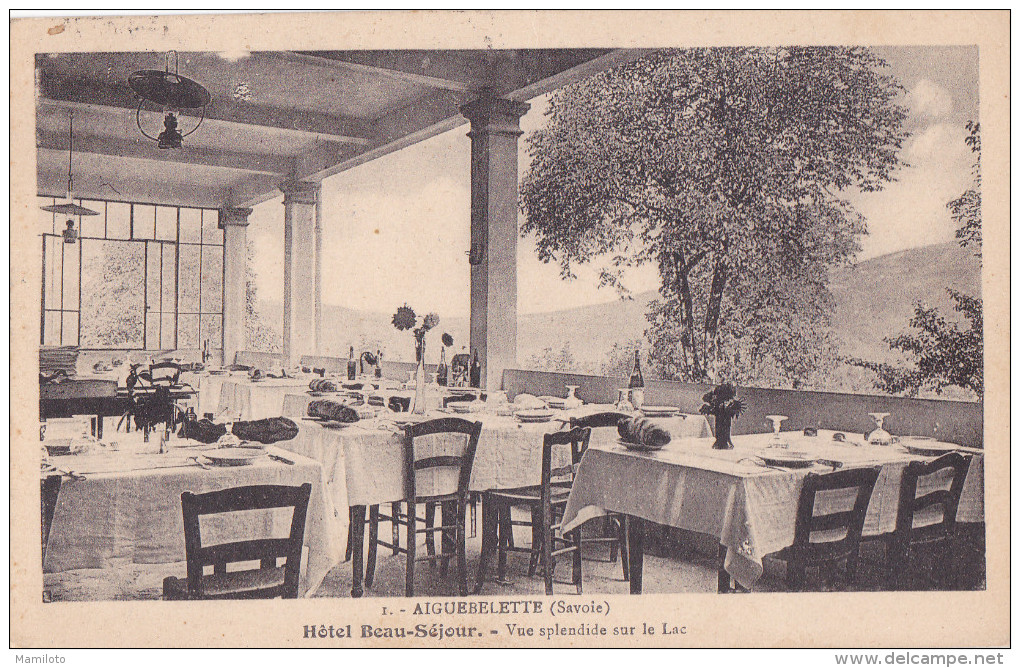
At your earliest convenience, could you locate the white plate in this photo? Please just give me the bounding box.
[640,406,680,417]
[616,437,666,452]
[447,401,475,414]
[516,409,555,423]
[902,440,960,457]
[200,449,266,466]
[757,451,816,468]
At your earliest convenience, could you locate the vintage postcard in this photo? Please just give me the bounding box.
[10,10,1009,649]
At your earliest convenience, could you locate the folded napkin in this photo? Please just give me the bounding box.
[307,399,360,423]
[617,417,672,448]
[232,417,299,444]
[309,378,338,392]
[513,393,547,409]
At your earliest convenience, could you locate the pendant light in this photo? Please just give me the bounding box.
[129,50,211,149]
[40,111,98,243]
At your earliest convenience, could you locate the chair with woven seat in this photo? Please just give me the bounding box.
[475,426,589,595]
[162,483,312,600]
[885,452,973,590]
[569,412,631,580]
[724,466,881,592]
[364,417,482,597]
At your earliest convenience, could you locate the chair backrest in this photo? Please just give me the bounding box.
[299,355,346,374]
[402,417,482,501]
[233,350,283,370]
[896,452,972,538]
[792,466,881,550]
[148,361,183,387]
[542,427,591,497]
[181,483,312,598]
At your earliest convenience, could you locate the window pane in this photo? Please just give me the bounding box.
[43,311,60,346]
[79,203,104,238]
[107,202,132,239]
[201,247,223,313]
[161,313,177,350]
[43,236,62,310]
[178,245,201,313]
[161,243,177,315]
[61,312,79,346]
[177,314,199,349]
[146,313,160,350]
[156,206,177,241]
[146,242,161,313]
[201,210,222,245]
[62,241,80,311]
[200,314,222,349]
[79,240,145,348]
[179,207,202,244]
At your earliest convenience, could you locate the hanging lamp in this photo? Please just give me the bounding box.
[40,111,98,242]
[128,50,211,149]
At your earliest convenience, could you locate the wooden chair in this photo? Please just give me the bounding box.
[364,417,482,597]
[569,412,631,580]
[475,427,589,595]
[885,452,973,590]
[733,466,881,592]
[162,483,312,600]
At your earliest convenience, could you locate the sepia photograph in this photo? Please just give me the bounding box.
[9,9,1010,650]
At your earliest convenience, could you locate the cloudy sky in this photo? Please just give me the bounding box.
[247,45,979,317]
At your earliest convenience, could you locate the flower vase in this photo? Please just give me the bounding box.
[411,345,427,415]
[713,414,733,450]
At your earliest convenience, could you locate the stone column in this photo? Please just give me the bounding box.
[460,95,530,391]
[280,180,321,366]
[218,207,252,366]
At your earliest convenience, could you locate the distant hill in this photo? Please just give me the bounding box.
[256,241,981,376]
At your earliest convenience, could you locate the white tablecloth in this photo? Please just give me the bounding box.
[215,378,312,420]
[561,430,984,589]
[279,407,712,512]
[43,433,344,597]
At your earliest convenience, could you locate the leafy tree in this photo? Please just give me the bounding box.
[244,240,281,352]
[525,343,577,373]
[521,47,908,385]
[850,123,983,398]
[79,241,145,348]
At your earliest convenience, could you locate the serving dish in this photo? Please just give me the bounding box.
[756,451,816,468]
[616,437,666,452]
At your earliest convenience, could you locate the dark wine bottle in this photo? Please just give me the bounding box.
[347,346,357,380]
[374,350,383,378]
[469,349,481,388]
[629,350,644,388]
[437,347,448,386]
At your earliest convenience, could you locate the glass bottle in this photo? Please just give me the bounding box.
[374,350,383,379]
[437,347,448,386]
[469,349,481,388]
[347,346,357,381]
[629,350,645,409]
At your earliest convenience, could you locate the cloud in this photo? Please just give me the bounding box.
[904,79,954,121]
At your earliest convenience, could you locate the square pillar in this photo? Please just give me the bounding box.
[460,95,530,391]
[280,180,321,366]
[218,207,251,366]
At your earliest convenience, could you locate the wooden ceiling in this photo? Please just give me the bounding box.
[36,49,652,209]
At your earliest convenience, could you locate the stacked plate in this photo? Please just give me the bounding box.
[542,397,567,410]
[515,409,555,423]
[447,401,475,414]
[756,450,816,468]
[640,406,680,418]
[200,447,267,466]
[901,438,959,457]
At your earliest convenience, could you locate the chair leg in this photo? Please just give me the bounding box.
[405,501,416,597]
[457,500,468,596]
[365,505,379,588]
[497,505,511,583]
[475,496,497,594]
[469,492,478,539]
[344,506,355,562]
[543,505,555,596]
[785,558,806,592]
[607,516,619,563]
[424,502,437,566]
[528,504,542,577]
[845,546,861,588]
[391,502,401,556]
[440,501,455,577]
[572,529,583,594]
[886,537,909,591]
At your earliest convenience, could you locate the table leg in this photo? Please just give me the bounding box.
[350,505,367,598]
[627,516,644,594]
[96,415,103,439]
[717,544,731,593]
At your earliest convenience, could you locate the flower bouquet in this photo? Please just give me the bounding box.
[699,382,746,450]
[392,304,440,413]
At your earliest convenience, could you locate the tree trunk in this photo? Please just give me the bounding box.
[673,250,703,380]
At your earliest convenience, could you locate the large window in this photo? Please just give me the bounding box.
[40,198,224,350]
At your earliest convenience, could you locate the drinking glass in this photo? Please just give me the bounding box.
[867,412,893,445]
[616,389,634,412]
[766,415,788,448]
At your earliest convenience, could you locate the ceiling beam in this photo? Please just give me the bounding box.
[36,168,226,209]
[292,50,491,93]
[497,48,656,100]
[38,70,373,145]
[36,130,292,176]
